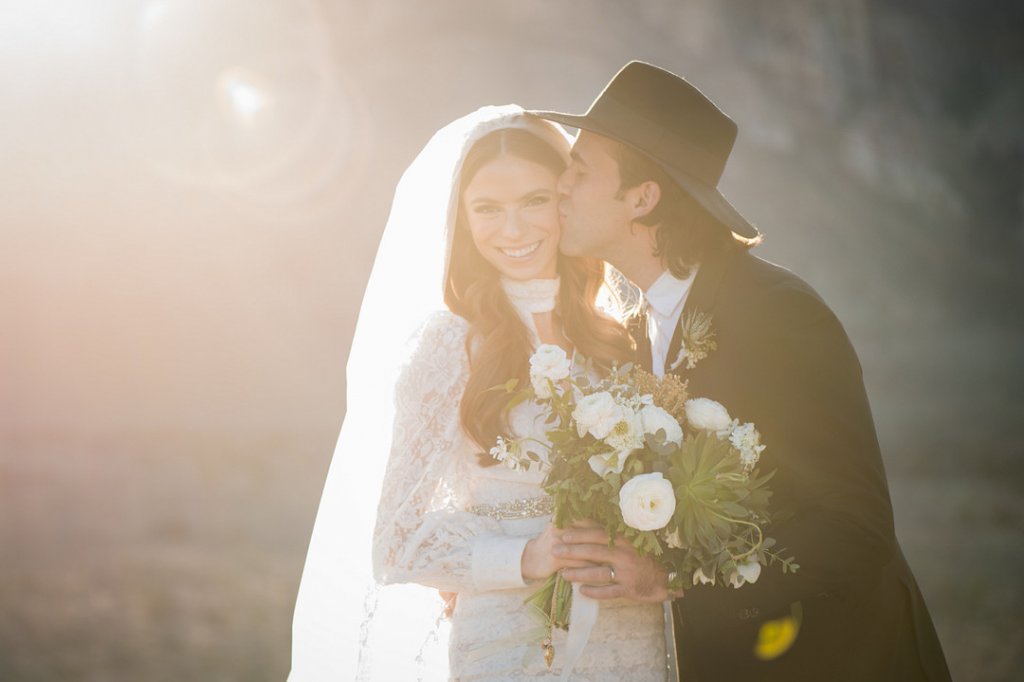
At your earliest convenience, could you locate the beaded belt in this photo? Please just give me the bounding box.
[468,496,554,520]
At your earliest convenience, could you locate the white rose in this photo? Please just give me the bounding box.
[684,398,732,433]
[619,472,676,531]
[727,558,762,589]
[729,422,766,471]
[588,450,630,478]
[692,567,716,586]
[573,391,622,439]
[529,344,571,398]
[640,405,683,446]
[604,405,645,453]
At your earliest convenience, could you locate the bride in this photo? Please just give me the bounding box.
[289,106,668,681]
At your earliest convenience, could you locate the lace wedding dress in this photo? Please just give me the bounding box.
[373,278,667,682]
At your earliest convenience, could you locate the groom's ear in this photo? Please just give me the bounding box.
[631,180,662,220]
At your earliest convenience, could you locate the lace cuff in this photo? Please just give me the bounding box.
[471,535,531,591]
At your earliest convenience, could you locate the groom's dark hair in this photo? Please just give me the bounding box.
[612,141,758,279]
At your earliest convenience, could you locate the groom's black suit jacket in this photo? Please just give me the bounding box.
[635,249,950,682]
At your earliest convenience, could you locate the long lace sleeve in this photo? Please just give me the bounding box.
[372,311,530,593]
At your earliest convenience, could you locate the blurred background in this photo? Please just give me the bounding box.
[3,1,1023,680]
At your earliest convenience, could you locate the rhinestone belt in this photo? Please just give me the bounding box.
[469,496,554,520]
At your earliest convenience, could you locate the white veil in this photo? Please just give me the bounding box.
[288,105,575,681]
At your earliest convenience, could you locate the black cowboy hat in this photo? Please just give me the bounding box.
[530,61,759,241]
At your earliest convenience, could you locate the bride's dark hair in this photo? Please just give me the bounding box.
[445,126,633,462]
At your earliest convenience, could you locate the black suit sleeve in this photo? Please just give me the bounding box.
[678,280,896,630]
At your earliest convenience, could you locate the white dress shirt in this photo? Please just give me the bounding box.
[644,265,699,377]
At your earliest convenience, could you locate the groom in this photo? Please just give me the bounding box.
[530,62,951,681]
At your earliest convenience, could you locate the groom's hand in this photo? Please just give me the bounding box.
[554,521,676,603]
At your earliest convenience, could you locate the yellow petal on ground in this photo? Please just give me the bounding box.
[753,602,802,661]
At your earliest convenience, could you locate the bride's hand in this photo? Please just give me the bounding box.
[521,523,594,581]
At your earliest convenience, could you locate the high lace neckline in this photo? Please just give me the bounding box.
[501,277,560,346]
[501,277,560,315]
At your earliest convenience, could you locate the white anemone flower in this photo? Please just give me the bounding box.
[727,559,762,589]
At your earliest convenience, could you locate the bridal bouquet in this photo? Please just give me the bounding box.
[490,345,798,661]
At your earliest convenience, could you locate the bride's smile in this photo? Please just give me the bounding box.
[499,239,543,259]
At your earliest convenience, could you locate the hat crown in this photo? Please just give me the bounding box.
[527,61,759,240]
[589,61,737,184]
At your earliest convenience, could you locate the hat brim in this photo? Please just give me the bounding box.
[528,109,760,242]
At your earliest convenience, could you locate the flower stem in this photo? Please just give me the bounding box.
[707,509,764,561]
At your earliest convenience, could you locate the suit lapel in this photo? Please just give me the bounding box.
[663,253,732,377]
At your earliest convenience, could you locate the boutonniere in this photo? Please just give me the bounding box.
[669,309,717,372]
